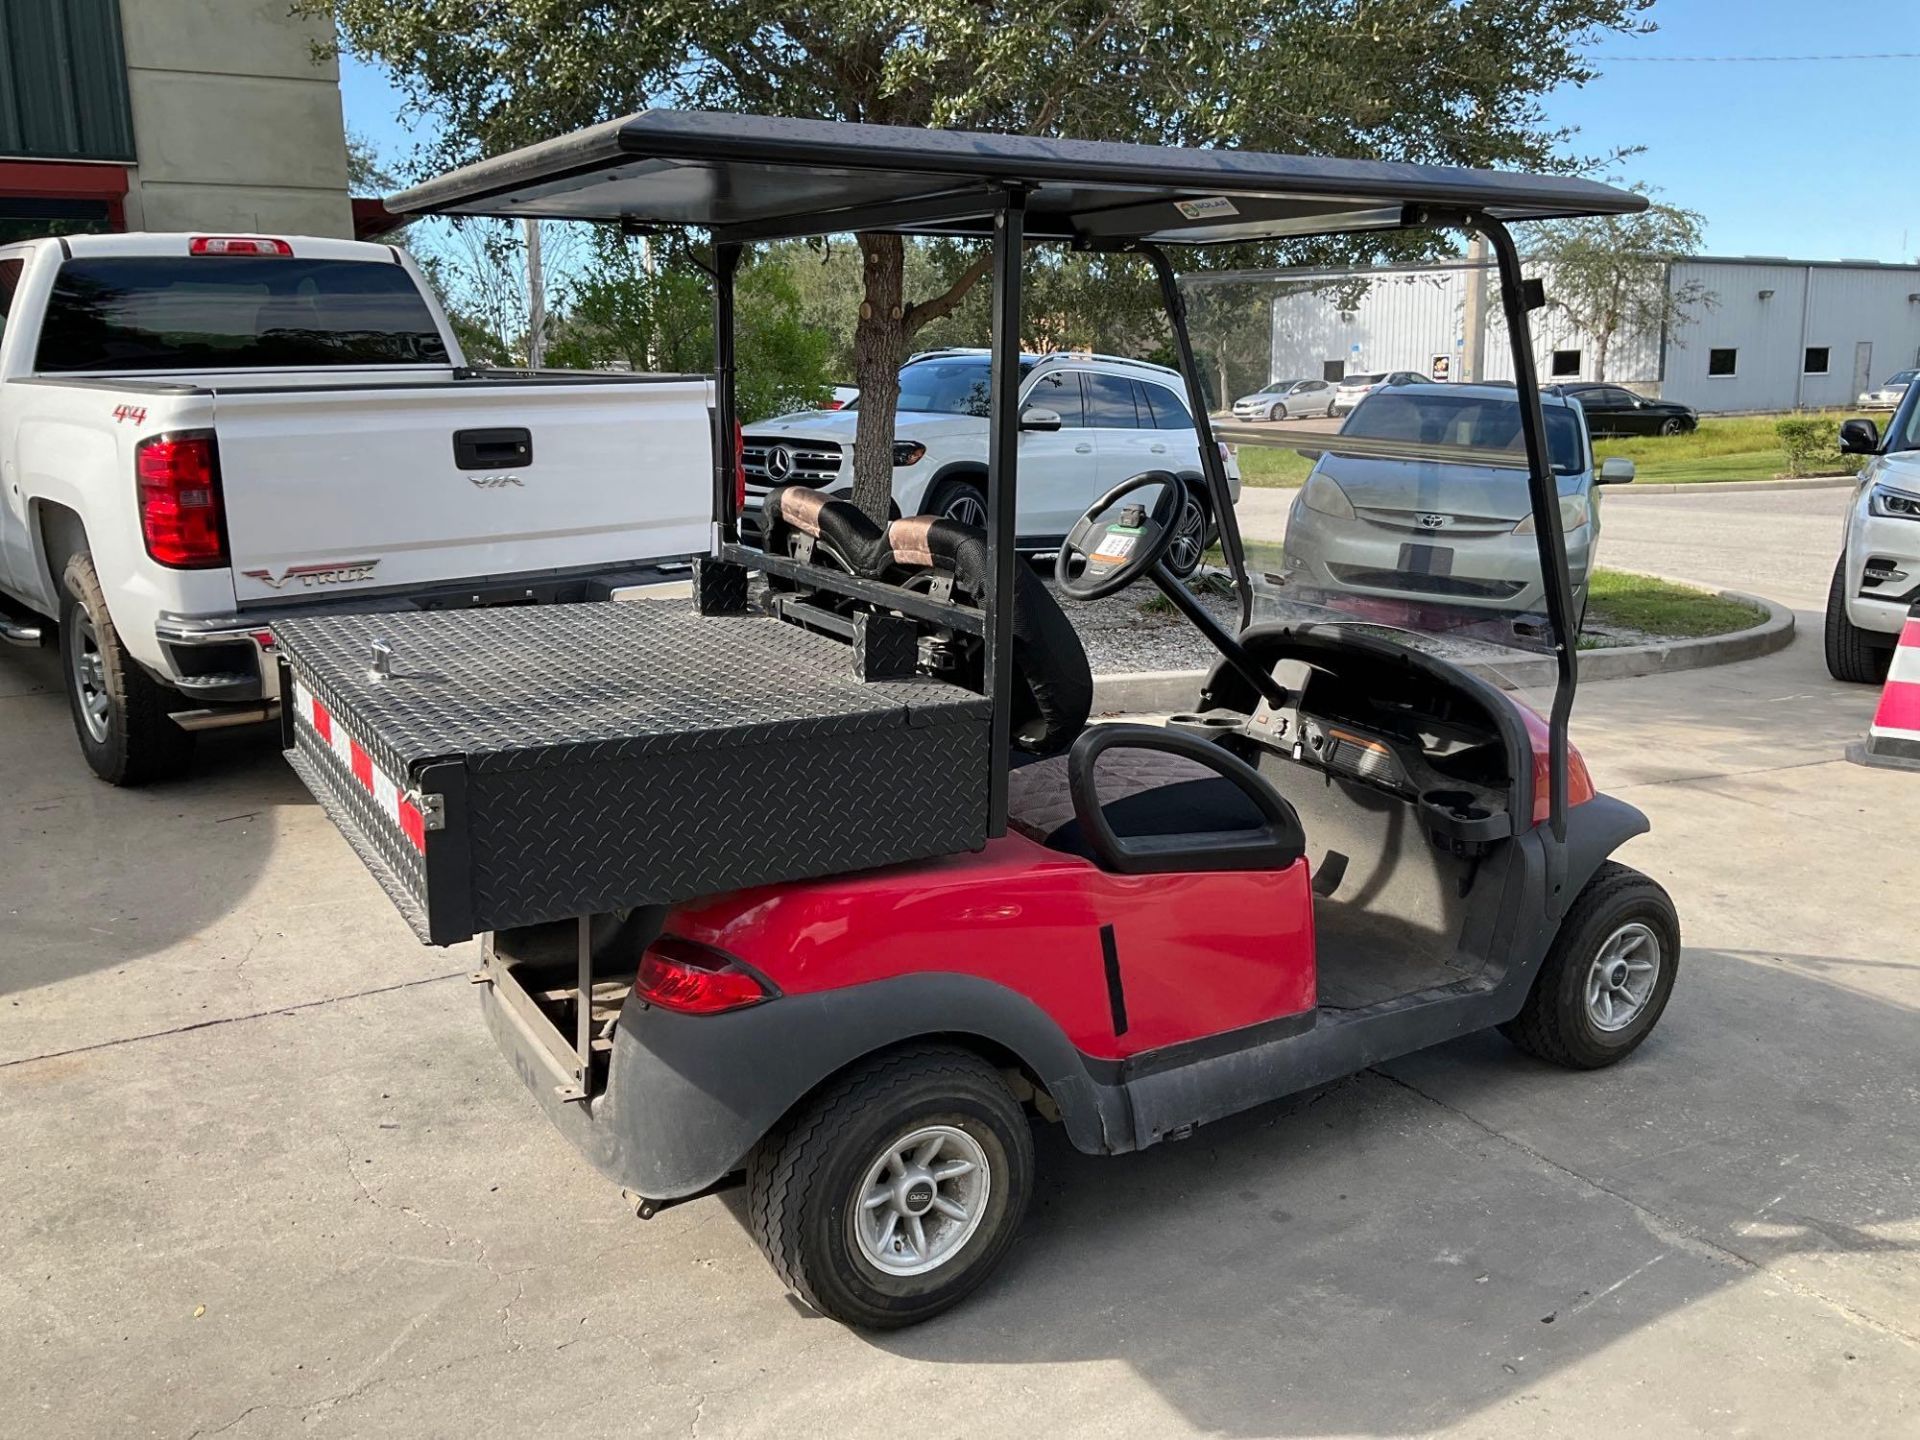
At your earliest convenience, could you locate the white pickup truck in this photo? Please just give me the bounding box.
[0,232,711,784]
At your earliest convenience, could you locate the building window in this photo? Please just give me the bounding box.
[1804,347,1830,375]
[1708,348,1738,377]
[1322,360,1345,381]
[1550,349,1581,377]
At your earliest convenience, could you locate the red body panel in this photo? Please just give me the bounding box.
[669,832,1317,1061]
[1512,701,1596,823]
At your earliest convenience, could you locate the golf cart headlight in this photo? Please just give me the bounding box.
[1300,471,1356,519]
[1513,496,1590,534]
[1868,483,1920,521]
[892,441,927,467]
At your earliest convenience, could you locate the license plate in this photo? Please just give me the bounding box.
[1398,543,1454,577]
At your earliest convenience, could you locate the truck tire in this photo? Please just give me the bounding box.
[746,1045,1033,1329]
[1824,555,1891,684]
[1500,861,1679,1070]
[59,551,195,786]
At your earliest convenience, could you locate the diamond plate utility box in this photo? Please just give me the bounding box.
[274,603,992,945]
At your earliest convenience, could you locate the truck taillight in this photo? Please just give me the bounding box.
[135,434,227,568]
[189,236,293,256]
[636,936,773,1015]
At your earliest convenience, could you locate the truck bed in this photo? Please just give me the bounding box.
[274,600,992,944]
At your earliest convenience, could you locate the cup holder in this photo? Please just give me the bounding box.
[1420,788,1510,856]
[1422,789,1491,822]
[1167,712,1244,742]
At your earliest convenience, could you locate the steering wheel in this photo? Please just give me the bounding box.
[1054,471,1184,601]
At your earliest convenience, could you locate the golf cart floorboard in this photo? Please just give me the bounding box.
[1312,898,1482,1009]
[274,602,992,945]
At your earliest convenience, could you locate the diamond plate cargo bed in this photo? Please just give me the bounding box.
[273,602,992,944]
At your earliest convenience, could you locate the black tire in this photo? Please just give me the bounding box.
[1268,402,1285,422]
[746,1046,1034,1329]
[1162,484,1213,580]
[1824,555,1892,684]
[1659,417,1686,436]
[1500,861,1679,1070]
[59,551,195,786]
[926,478,988,531]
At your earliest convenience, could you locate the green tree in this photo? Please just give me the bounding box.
[1528,192,1713,380]
[320,0,1653,518]
[548,246,833,421]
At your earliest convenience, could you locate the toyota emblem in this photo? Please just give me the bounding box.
[1416,512,1448,529]
[766,445,795,480]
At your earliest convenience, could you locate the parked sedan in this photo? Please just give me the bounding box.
[1858,370,1916,411]
[1552,382,1697,437]
[1284,383,1633,619]
[1231,377,1335,421]
[1329,369,1425,416]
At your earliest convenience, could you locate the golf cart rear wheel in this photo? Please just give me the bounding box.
[1501,862,1679,1069]
[1824,556,1892,684]
[746,1046,1033,1329]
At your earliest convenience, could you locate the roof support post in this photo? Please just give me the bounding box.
[1140,244,1252,627]
[984,188,1026,836]
[711,241,741,548]
[1479,217,1577,862]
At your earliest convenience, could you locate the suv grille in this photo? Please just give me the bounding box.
[741,437,845,524]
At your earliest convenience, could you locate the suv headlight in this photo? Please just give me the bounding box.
[892,441,927,467]
[1300,471,1356,519]
[1513,496,1591,534]
[1868,483,1920,520]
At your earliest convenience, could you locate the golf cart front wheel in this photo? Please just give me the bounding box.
[746,1046,1033,1329]
[1501,862,1679,1069]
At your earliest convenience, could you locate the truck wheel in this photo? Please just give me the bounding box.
[1824,555,1892,684]
[1500,861,1679,1070]
[747,1046,1033,1329]
[59,552,195,786]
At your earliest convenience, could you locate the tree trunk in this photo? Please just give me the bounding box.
[850,233,909,522]
[1593,328,1611,383]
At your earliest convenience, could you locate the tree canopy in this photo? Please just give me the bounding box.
[321,0,1655,515]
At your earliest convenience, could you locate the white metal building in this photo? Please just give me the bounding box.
[1254,256,1920,413]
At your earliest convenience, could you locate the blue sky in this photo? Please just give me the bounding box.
[340,0,1919,263]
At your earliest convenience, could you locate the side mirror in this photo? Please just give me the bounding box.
[1839,418,1880,455]
[1019,405,1063,433]
[1597,456,1636,484]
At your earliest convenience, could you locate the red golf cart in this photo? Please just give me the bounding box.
[273,113,1677,1329]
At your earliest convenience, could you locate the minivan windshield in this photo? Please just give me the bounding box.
[1344,390,1586,474]
[35,256,450,372]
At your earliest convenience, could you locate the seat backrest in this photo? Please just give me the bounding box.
[884,515,1092,757]
[760,485,892,575]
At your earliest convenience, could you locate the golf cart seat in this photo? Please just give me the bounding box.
[1007,724,1306,874]
[881,515,1093,757]
[761,484,894,575]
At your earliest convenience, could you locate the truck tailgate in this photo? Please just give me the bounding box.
[212,377,711,604]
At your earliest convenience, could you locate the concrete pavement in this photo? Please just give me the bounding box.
[4,483,1917,1438]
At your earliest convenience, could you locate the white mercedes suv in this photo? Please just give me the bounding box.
[741,349,1241,578]
[1827,393,1920,682]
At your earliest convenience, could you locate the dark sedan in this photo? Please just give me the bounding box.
[1551,383,1697,437]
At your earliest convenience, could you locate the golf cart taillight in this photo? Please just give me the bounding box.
[637,937,773,1015]
[135,433,227,568]
[189,236,293,256]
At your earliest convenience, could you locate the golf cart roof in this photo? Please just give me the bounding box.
[389,110,1646,245]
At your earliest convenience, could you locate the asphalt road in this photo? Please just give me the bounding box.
[4,481,1915,1438]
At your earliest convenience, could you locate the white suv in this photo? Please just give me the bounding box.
[741,350,1241,578]
[1826,395,1920,682]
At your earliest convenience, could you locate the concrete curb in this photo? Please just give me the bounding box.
[1611,475,1857,496]
[1089,586,1795,712]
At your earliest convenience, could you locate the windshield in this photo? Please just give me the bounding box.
[1345,390,1586,475]
[1886,371,1917,386]
[35,257,449,372]
[1184,258,1576,665]
[844,355,1038,415]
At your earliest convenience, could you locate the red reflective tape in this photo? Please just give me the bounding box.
[397,797,427,853]
[349,739,374,791]
[1872,678,1920,733]
[311,696,332,744]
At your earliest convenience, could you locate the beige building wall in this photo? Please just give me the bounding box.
[117,0,353,237]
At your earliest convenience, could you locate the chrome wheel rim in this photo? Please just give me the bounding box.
[942,491,987,528]
[67,603,111,743]
[853,1124,991,1278]
[1661,419,1682,435]
[1165,492,1206,573]
[1586,921,1661,1032]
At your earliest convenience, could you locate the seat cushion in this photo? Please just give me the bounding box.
[1006,746,1279,868]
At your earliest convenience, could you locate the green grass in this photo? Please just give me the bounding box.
[1582,567,1765,640]
[1231,409,1871,487]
